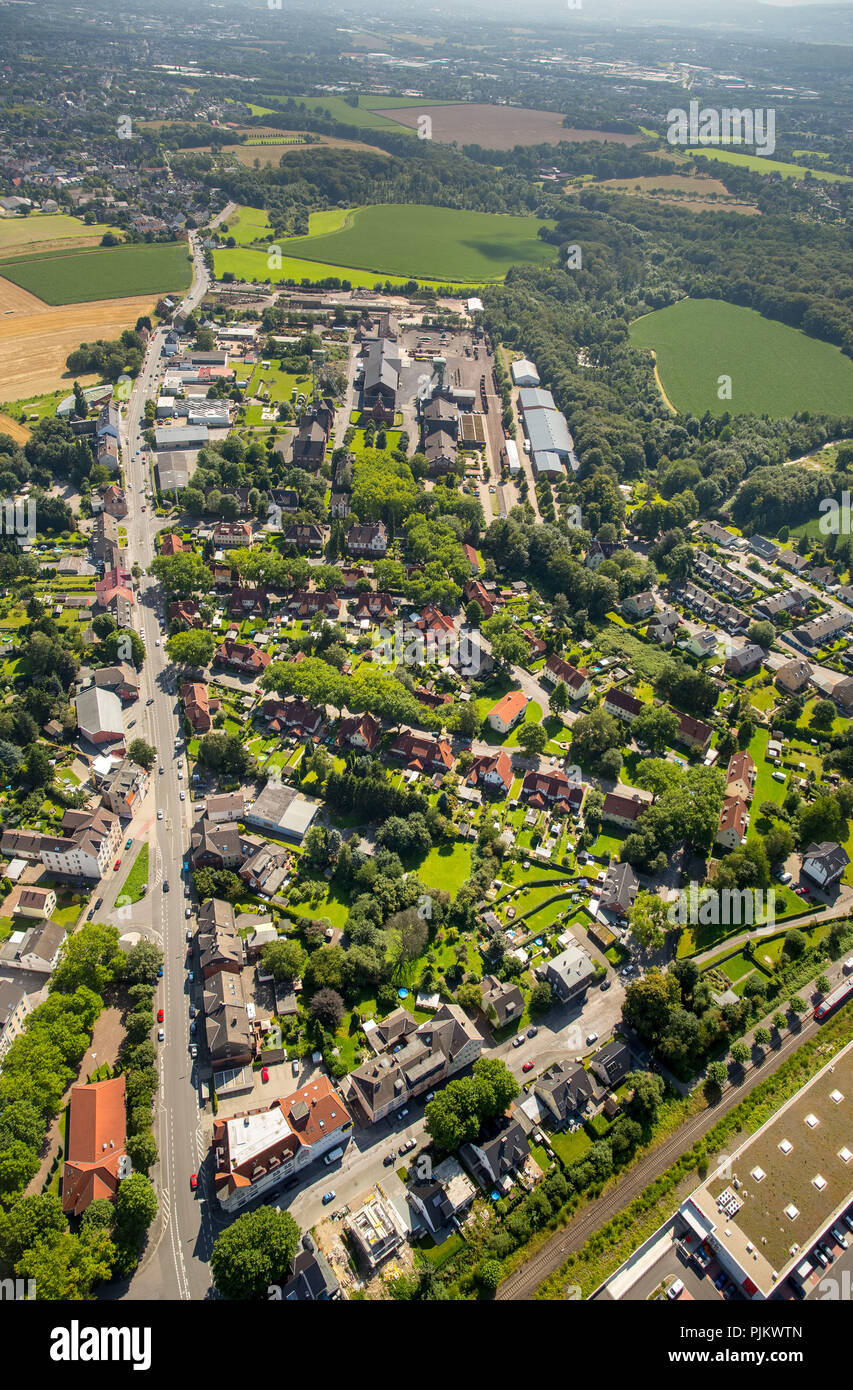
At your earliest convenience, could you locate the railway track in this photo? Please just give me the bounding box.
[498,1013,822,1300]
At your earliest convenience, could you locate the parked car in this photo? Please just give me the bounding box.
[667,1279,685,1300]
[522,1061,534,1073]
[527,1026,538,1039]
[125,837,133,850]
[189,1044,197,1058]
[383,1153,395,1166]
[113,859,122,871]
[399,1107,409,1118]
[292,1059,300,1077]
[186,927,192,940]
[157,1008,164,1023]
[600,979,611,991]
[831,1224,849,1249]
[185,907,192,919]
[399,1138,416,1155]
[261,1066,269,1083]
[189,1005,196,1018]
[586,1032,599,1046]
[190,1173,198,1191]
[512,1035,524,1048]
[158,1028,164,1042]
[322,1191,336,1205]
[843,1211,853,1234]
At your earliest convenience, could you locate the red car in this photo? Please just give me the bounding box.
[141,505,147,512]
[157,1007,164,1023]
[114,859,121,871]
[190,1173,198,1191]
[522,1061,534,1073]
[261,1066,269,1083]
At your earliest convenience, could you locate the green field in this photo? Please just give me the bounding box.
[0,239,193,305]
[0,212,121,253]
[629,298,853,417]
[273,203,555,283]
[691,148,852,183]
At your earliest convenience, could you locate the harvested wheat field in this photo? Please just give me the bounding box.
[379,103,643,150]
[0,279,159,397]
[221,135,389,164]
[0,413,31,444]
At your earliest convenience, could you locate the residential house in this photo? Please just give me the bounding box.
[344,1004,482,1124]
[749,536,778,561]
[212,520,253,549]
[288,589,340,621]
[229,585,268,619]
[716,796,750,850]
[603,687,644,722]
[467,749,513,797]
[487,690,528,735]
[598,862,638,920]
[347,521,388,558]
[11,919,66,974]
[191,819,261,871]
[159,532,189,556]
[198,898,244,979]
[352,592,395,625]
[726,644,764,677]
[1,828,44,861]
[590,1040,633,1089]
[535,1060,600,1128]
[794,612,851,649]
[389,731,454,774]
[801,841,850,889]
[39,807,122,881]
[170,598,203,629]
[542,655,590,702]
[602,791,646,830]
[676,712,713,756]
[15,885,56,919]
[775,658,812,695]
[215,639,271,675]
[622,590,656,621]
[93,663,139,703]
[460,1119,530,1194]
[521,769,577,814]
[777,550,811,576]
[292,418,328,468]
[212,1078,353,1211]
[336,712,381,754]
[541,940,596,1005]
[100,484,128,518]
[283,523,324,553]
[100,759,149,819]
[479,974,524,1028]
[0,981,32,1060]
[726,751,756,804]
[407,1157,476,1240]
[206,792,245,824]
[204,970,255,1069]
[181,682,214,733]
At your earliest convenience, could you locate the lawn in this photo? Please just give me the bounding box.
[0,239,193,305]
[413,841,473,894]
[119,844,149,903]
[274,204,556,284]
[629,299,853,418]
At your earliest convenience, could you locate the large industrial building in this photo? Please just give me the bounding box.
[517,387,580,475]
[679,1041,853,1298]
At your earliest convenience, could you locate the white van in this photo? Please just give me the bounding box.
[324,1146,344,1166]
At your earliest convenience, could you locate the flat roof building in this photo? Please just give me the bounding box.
[679,1041,853,1298]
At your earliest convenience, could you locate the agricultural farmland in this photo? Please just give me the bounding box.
[629,298,853,418]
[376,103,643,150]
[0,212,122,256]
[0,239,192,305]
[273,203,555,282]
[0,291,160,398]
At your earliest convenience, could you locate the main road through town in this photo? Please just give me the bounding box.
[120,234,219,1300]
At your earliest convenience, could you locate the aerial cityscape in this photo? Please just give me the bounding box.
[0,0,852,1344]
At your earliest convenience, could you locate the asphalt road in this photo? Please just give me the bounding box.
[119,236,219,1300]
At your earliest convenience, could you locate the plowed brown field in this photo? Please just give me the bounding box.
[0,279,160,397]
